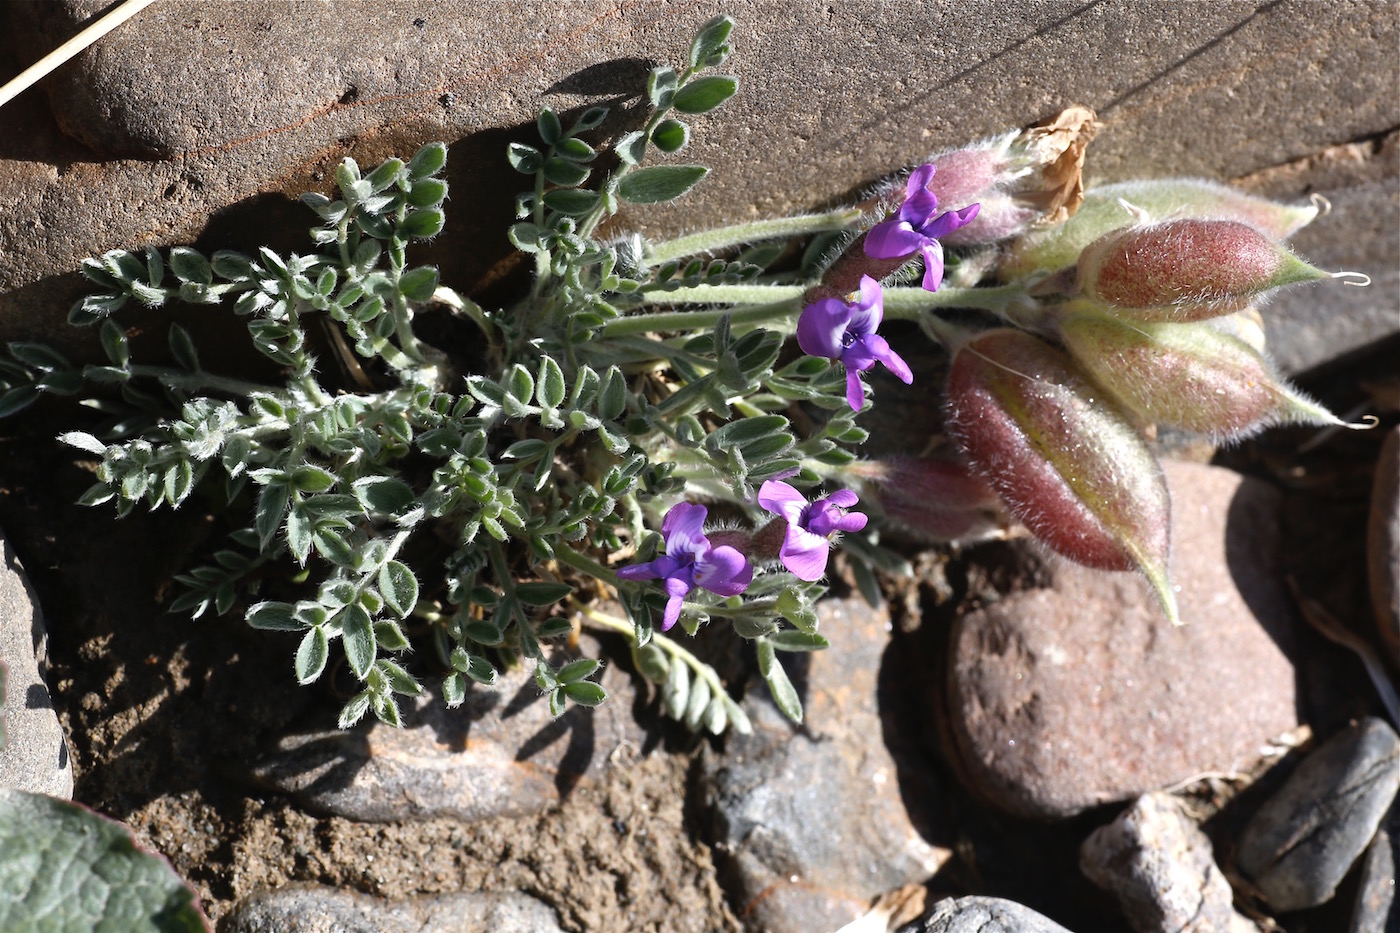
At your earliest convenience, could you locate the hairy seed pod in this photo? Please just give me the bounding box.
[999,178,1321,279]
[1075,218,1328,321]
[848,455,1006,542]
[1058,309,1344,439]
[946,329,1177,621]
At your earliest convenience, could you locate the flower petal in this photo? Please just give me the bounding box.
[779,527,832,581]
[616,558,663,581]
[864,219,926,260]
[662,502,709,558]
[758,480,807,523]
[845,366,866,412]
[919,240,946,292]
[845,275,885,337]
[866,333,914,385]
[797,297,853,360]
[900,164,940,222]
[695,545,753,596]
[823,489,859,509]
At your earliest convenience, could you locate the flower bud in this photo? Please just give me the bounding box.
[1057,308,1343,438]
[1000,178,1322,280]
[847,456,1006,542]
[1075,218,1329,321]
[945,329,1176,621]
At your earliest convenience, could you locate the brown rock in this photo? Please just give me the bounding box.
[944,460,1301,820]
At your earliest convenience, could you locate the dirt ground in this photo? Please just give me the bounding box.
[0,332,1393,932]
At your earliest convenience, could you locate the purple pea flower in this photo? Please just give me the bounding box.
[757,480,868,582]
[797,275,913,412]
[616,502,752,631]
[864,163,981,291]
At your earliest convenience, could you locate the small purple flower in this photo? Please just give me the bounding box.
[864,163,981,291]
[797,275,913,412]
[616,502,752,631]
[758,480,868,582]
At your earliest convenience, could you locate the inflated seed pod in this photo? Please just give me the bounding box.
[1057,307,1344,439]
[945,328,1177,621]
[1074,218,1329,320]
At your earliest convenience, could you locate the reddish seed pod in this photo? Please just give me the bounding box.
[1058,309,1344,439]
[945,329,1177,621]
[1075,218,1328,320]
[848,455,1006,542]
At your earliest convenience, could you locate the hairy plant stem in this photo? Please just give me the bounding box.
[645,209,862,265]
[602,283,1028,337]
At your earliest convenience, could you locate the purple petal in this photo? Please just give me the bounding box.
[822,489,859,509]
[695,545,752,596]
[833,510,869,534]
[919,203,981,239]
[661,594,685,631]
[844,276,885,337]
[616,558,663,581]
[758,480,807,523]
[661,502,709,558]
[779,526,832,581]
[863,219,926,260]
[845,366,866,412]
[900,165,940,221]
[919,240,946,292]
[796,297,853,360]
[865,333,914,385]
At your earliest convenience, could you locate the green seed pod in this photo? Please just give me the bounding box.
[1075,218,1329,321]
[946,329,1177,622]
[1057,308,1343,438]
[1000,178,1321,280]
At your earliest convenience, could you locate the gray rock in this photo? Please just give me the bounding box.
[1369,425,1400,670]
[0,531,72,799]
[247,636,642,822]
[1,2,1396,357]
[944,460,1302,819]
[1349,816,1398,933]
[1080,793,1260,933]
[222,884,565,933]
[1237,717,1400,913]
[916,895,1077,933]
[704,597,949,933]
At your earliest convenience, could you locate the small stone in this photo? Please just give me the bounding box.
[703,597,950,933]
[944,460,1301,819]
[916,895,1077,933]
[1080,793,1260,933]
[1237,717,1400,913]
[222,884,565,933]
[1368,425,1400,669]
[246,636,642,822]
[0,531,72,799]
[1348,815,1397,933]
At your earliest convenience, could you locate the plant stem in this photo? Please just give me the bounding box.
[646,209,862,265]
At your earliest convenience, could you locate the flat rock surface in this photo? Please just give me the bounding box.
[0,531,71,799]
[222,884,565,933]
[703,596,950,933]
[247,636,643,823]
[918,895,1078,933]
[1237,716,1400,913]
[1,2,1395,357]
[944,460,1302,820]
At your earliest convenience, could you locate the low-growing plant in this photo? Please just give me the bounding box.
[0,15,1369,733]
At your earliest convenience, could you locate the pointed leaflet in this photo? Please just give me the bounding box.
[945,329,1177,622]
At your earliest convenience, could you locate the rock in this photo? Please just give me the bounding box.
[944,460,1302,819]
[1237,717,1400,913]
[222,883,565,933]
[1349,814,1397,933]
[1080,793,1260,933]
[916,895,1077,933]
[0,530,72,799]
[1,3,1396,358]
[246,635,642,822]
[1369,425,1400,669]
[703,597,950,933]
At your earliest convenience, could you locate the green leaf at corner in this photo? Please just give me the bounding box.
[616,165,708,204]
[0,787,211,932]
